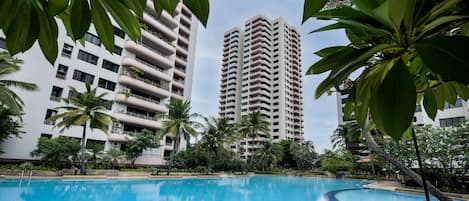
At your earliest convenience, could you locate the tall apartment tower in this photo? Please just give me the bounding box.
[0,2,198,166]
[219,15,304,159]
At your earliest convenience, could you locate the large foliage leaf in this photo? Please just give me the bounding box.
[35,3,59,64]
[183,0,209,27]
[423,88,437,120]
[48,0,70,15]
[154,0,179,16]
[69,0,92,40]
[5,2,38,55]
[372,60,416,140]
[302,0,328,23]
[90,0,115,51]
[102,0,141,41]
[416,36,469,85]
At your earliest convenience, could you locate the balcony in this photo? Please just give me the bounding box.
[122,57,171,82]
[145,1,178,28]
[177,45,188,56]
[125,40,173,69]
[175,55,187,65]
[107,133,134,142]
[172,79,185,89]
[141,30,175,53]
[112,111,162,130]
[142,13,177,41]
[174,67,186,77]
[115,93,168,113]
[119,71,171,98]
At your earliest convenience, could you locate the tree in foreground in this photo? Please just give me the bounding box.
[159,99,200,175]
[0,108,23,153]
[31,136,80,168]
[238,111,271,158]
[48,83,113,175]
[103,148,125,169]
[303,0,469,200]
[0,51,37,114]
[86,142,105,168]
[125,129,160,167]
[0,1,209,64]
[200,117,237,173]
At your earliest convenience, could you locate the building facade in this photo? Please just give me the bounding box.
[219,15,304,159]
[0,2,198,166]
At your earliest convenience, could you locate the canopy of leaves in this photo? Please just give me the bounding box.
[0,51,38,115]
[0,0,209,64]
[303,0,469,140]
[0,108,23,153]
[125,129,160,162]
[31,136,80,168]
[238,111,271,140]
[320,149,353,172]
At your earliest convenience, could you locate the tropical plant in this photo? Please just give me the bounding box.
[290,142,318,170]
[238,111,271,157]
[103,148,125,169]
[0,108,23,153]
[320,149,353,173]
[31,136,81,168]
[48,83,113,175]
[330,121,361,150]
[200,116,237,173]
[252,141,284,171]
[125,129,160,167]
[0,51,37,114]
[159,98,201,175]
[303,0,469,199]
[86,142,104,168]
[0,1,209,64]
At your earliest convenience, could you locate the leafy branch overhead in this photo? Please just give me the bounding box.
[303,0,469,140]
[0,0,209,64]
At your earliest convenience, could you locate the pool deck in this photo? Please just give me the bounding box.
[364,181,469,201]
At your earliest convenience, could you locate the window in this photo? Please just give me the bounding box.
[439,117,465,127]
[84,32,101,46]
[444,99,463,109]
[114,26,125,39]
[77,50,98,65]
[273,122,279,125]
[73,70,94,84]
[61,43,73,58]
[44,109,58,125]
[415,105,422,112]
[56,64,68,79]
[40,133,52,139]
[113,45,123,55]
[98,78,116,91]
[102,60,119,73]
[0,37,5,49]
[273,129,279,132]
[50,86,63,102]
[273,135,279,139]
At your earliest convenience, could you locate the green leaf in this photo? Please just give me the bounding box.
[35,3,59,64]
[48,0,69,15]
[90,0,115,52]
[452,82,469,100]
[314,7,373,21]
[388,0,415,31]
[302,0,328,23]
[314,46,345,57]
[416,36,469,85]
[314,78,333,99]
[5,1,39,55]
[421,16,468,35]
[423,88,437,120]
[183,0,209,27]
[70,0,92,40]
[119,0,145,17]
[354,78,371,127]
[370,1,394,29]
[351,0,380,17]
[310,23,346,33]
[154,0,179,16]
[103,0,141,41]
[0,0,20,29]
[306,46,358,75]
[372,60,416,140]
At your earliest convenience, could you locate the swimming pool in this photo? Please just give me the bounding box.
[0,176,448,201]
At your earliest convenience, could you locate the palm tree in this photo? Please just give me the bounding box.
[48,83,113,175]
[159,98,200,175]
[105,148,125,169]
[238,111,270,158]
[0,52,37,114]
[200,117,237,173]
[253,141,284,171]
[330,122,361,150]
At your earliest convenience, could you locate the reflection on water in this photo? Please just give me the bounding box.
[0,176,433,201]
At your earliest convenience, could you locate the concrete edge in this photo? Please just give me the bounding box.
[364,182,469,201]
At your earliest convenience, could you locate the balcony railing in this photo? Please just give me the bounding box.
[121,70,170,90]
[118,110,158,121]
[134,57,167,74]
[174,79,185,85]
[139,22,175,45]
[137,38,171,58]
[119,90,161,105]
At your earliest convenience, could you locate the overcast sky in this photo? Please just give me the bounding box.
[190,0,349,153]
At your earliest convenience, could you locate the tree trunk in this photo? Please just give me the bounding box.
[363,130,451,201]
[166,127,181,176]
[206,150,213,174]
[80,123,87,175]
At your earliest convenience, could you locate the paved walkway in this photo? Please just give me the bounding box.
[364,181,469,201]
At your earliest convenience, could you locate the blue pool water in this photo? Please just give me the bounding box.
[0,176,447,201]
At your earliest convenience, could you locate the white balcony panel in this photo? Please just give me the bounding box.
[122,57,171,82]
[125,41,173,69]
[115,94,168,113]
[142,30,175,53]
[118,75,171,98]
[143,13,177,41]
[112,112,162,130]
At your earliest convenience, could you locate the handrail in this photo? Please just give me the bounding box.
[120,70,170,90]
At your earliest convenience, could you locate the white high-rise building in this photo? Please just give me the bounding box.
[336,91,469,127]
[218,15,304,159]
[0,2,198,166]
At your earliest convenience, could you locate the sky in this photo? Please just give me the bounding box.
[190,0,350,153]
